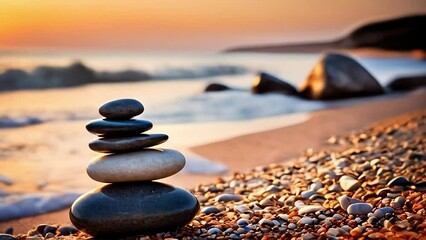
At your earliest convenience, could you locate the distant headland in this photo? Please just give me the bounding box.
[225,14,426,53]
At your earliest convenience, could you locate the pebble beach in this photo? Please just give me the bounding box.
[2,106,426,239]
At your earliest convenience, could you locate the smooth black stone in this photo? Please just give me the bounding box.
[99,99,144,119]
[387,176,413,187]
[0,234,16,240]
[58,226,78,236]
[204,83,231,92]
[409,152,426,160]
[251,72,299,96]
[388,75,426,91]
[85,119,152,137]
[43,225,57,236]
[70,182,200,237]
[299,53,385,100]
[89,134,168,153]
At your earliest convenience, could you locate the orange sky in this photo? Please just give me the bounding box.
[1,0,425,51]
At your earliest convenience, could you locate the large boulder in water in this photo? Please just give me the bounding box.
[299,53,384,100]
[388,75,426,91]
[251,72,298,95]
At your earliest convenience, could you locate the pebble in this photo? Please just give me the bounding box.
[301,190,316,199]
[3,228,13,235]
[44,233,55,239]
[215,194,243,202]
[87,149,185,182]
[99,98,144,119]
[298,205,324,215]
[310,181,323,191]
[236,219,250,227]
[58,226,78,236]
[298,217,314,225]
[337,195,362,211]
[207,228,222,235]
[70,182,199,236]
[259,219,274,227]
[339,175,360,191]
[201,206,220,214]
[287,223,296,229]
[89,134,168,153]
[373,207,394,219]
[347,203,372,215]
[42,225,57,236]
[390,196,405,209]
[86,119,153,137]
[387,176,412,187]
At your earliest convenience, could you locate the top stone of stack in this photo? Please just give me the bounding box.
[99,98,144,120]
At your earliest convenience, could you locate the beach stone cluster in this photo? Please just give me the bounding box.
[5,112,426,239]
[69,99,199,237]
[131,112,425,239]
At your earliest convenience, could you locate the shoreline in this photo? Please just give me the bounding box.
[191,89,426,172]
[1,90,425,235]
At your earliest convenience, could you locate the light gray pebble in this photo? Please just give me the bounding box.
[265,185,280,192]
[298,205,325,215]
[339,175,360,191]
[259,218,274,227]
[310,181,323,191]
[391,196,405,209]
[373,207,394,219]
[338,195,363,211]
[342,225,350,232]
[301,190,316,199]
[278,214,289,221]
[288,223,296,229]
[298,217,314,225]
[347,203,372,215]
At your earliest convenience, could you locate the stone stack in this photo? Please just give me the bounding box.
[69,99,199,237]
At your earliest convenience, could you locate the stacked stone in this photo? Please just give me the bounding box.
[69,99,199,237]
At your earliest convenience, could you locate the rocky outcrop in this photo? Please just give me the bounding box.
[388,75,426,91]
[226,15,426,53]
[204,83,231,92]
[251,72,299,95]
[299,53,384,100]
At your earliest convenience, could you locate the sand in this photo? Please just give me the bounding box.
[1,90,426,234]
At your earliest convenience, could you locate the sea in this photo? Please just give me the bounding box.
[1,50,426,125]
[0,50,425,221]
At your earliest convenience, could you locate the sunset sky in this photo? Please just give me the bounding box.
[1,0,425,51]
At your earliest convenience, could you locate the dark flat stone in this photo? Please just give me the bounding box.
[99,99,144,119]
[89,134,168,153]
[387,176,413,187]
[251,72,299,96]
[70,182,200,237]
[86,119,152,137]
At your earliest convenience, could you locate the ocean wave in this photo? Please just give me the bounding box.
[144,91,326,123]
[0,116,45,128]
[0,62,247,91]
[0,192,81,221]
[183,153,228,174]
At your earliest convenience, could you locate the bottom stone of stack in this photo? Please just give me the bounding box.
[69,182,200,237]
